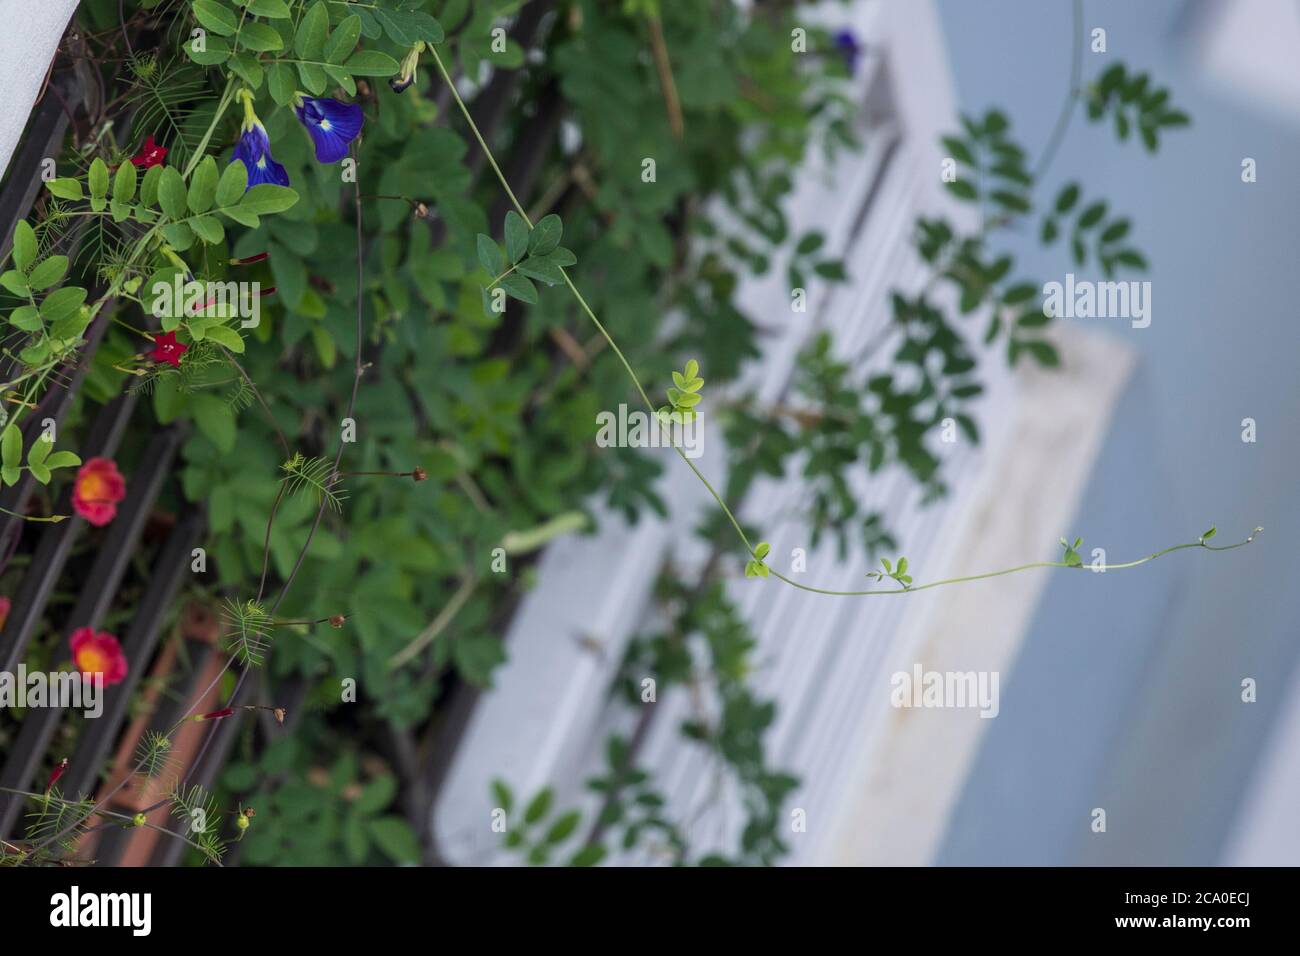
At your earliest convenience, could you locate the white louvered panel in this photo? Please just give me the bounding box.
[430,0,998,866]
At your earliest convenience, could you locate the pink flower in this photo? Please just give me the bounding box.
[70,627,128,685]
[0,596,10,632]
[72,457,126,526]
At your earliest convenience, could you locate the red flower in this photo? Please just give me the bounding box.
[130,134,168,169]
[148,331,187,367]
[70,627,128,685]
[196,707,234,721]
[0,596,10,632]
[45,758,68,795]
[72,457,127,526]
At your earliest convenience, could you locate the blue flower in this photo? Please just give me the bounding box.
[231,90,288,189]
[231,121,290,188]
[833,29,864,76]
[294,96,364,164]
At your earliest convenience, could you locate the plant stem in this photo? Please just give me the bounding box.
[430,44,1261,599]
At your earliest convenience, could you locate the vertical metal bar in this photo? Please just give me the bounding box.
[0,424,180,837]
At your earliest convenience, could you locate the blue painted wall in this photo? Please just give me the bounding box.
[933,0,1300,864]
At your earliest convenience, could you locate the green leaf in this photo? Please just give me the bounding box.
[754,541,771,560]
[190,215,225,245]
[40,286,87,323]
[139,165,164,208]
[226,51,263,88]
[49,308,91,343]
[355,775,397,815]
[528,214,562,256]
[0,270,27,296]
[12,221,37,273]
[523,788,553,825]
[191,393,236,452]
[491,779,513,814]
[795,232,825,255]
[476,234,503,275]
[1002,282,1037,305]
[267,61,296,105]
[941,135,975,165]
[945,179,977,201]
[187,35,231,66]
[1100,219,1131,244]
[242,0,291,17]
[219,207,259,229]
[158,166,188,220]
[188,155,219,213]
[162,222,196,251]
[540,247,576,268]
[1022,340,1060,367]
[324,14,361,63]
[568,844,606,867]
[294,1,330,59]
[19,341,50,366]
[498,274,537,304]
[237,22,284,52]
[517,256,564,286]
[1054,182,1080,214]
[367,816,419,864]
[9,305,41,331]
[193,0,239,36]
[113,161,138,203]
[215,160,249,207]
[27,256,69,292]
[204,324,244,352]
[372,8,443,45]
[1077,201,1107,229]
[1201,526,1217,541]
[342,50,400,77]
[88,158,110,211]
[237,184,298,216]
[814,260,847,281]
[46,178,82,200]
[44,451,81,470]
[544,810,581,845]
[0,424,21,485]
[504,211,529,264]
[991,190,1030,213]
[1114,249,1148,271]
[296,60,327,95]
[26,436,51,484]
[983,109,1009,135]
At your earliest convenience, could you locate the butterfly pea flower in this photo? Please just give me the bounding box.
[833,29,864,76]
[390,42,425,94]
[231,89,289,189]
[293,94,364,164]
